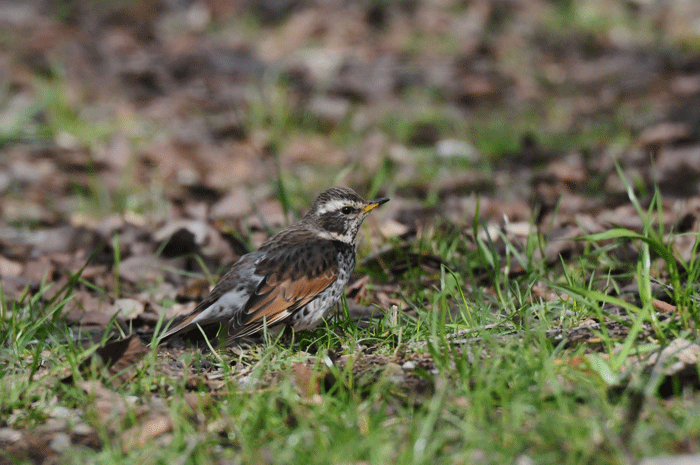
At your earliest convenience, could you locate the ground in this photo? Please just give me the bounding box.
[2,1,700,464]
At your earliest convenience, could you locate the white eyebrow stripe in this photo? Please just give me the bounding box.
[315,199,362,215]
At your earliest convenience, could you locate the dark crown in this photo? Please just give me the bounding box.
[303,187,387,243]
[309,187,365,212]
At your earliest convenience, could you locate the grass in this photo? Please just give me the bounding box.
[4,3,700,463]
[2,67,696,463]
[2,172,700,465]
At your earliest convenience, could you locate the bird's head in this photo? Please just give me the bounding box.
[305,187,389,244]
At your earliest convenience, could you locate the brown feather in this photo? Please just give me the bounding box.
[160,188,388,343]
[226,241,342,340]
[243,269,338,326]
[158,253,261,339]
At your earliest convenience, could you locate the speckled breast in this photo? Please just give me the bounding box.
[290,249,356,331]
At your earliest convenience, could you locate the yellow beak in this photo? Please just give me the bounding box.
[362,197,390,213]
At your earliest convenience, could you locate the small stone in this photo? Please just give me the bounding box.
[49,432,72,453]
[42,418,68,433]
[112,298,145,320]
[55,131,80,150]
[402,361,417,370]
[211,188,252,219]
[0,427,23,443]
[238,375,258,390]
[435,139,479,161]
[49,406,72,420]
[0,3,34,24]
[73,423,94,436]
[308,96,350,127]
[186,2,211,31]
[0,256,22,277]
[379,219,409,238]
[383,363,405,384]
[515,455,534,465]
[177,168,199,186]
[640,453,700,465]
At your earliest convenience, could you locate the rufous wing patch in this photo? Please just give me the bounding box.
[231,268,339,337]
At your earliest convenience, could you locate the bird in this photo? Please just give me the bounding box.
[159,186,389,345]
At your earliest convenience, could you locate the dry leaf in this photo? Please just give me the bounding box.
[121,416,173,453]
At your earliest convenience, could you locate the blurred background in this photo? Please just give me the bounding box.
[1,0,700,303]
[4,3,700,461]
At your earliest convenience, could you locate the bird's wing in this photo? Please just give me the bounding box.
[158,253,260,339]
[228,243,340,339]
[158,290,227,339]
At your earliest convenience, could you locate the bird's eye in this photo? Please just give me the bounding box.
[340,206,353,214]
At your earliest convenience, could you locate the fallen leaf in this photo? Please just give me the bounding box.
[65,335,150,386]
[0,255,23,277]
[121,416,173,453]
[291,362,320,397]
